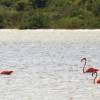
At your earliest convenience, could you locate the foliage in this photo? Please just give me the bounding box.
[0,0,100,29]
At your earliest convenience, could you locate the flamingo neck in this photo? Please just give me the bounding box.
[83,60,86,73]
[94,72,97,84]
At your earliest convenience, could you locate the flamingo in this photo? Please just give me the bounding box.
[92,72,100,84]
[0,70,14,75]
[81,58,99,74]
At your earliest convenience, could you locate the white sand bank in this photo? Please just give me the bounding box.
[0,29,100,42]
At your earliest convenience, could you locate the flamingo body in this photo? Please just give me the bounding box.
[0,70,14,75]
[81,58,99,74]
[96,80,100,84]
[86,67,99,73]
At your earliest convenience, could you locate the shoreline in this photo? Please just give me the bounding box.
[0,29,100,30]
[0,29,100,42]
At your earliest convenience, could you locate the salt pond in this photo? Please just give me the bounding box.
[0,29,100,100]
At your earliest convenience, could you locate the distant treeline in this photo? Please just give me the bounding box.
[0,0,100,29]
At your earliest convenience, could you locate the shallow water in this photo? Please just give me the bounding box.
[0,30,100,100]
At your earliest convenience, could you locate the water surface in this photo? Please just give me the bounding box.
[0,30,100,100]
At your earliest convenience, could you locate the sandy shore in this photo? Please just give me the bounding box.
[0,29,100,42]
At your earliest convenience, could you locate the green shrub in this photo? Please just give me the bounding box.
[0,0,100,29]
[0,0,14,7]
[19,12,50,29]
[30,0,49,8]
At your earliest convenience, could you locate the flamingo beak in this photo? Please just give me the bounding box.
[81,58,86,62]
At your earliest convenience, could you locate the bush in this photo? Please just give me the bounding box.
[19,12,50,29]
[0,0,100,29]
[0,15,4,28]
[0,0,14,7]
[30,0,48,8]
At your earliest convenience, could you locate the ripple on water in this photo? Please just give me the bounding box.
[0,30,100,100]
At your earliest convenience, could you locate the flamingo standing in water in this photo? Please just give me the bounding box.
[92,72,100,84]
[0,70,14,75]
[81,58,99,74]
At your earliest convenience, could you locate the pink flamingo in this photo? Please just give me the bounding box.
[92,72,100,84]
[81,58,99,74]
[0,70,14,75]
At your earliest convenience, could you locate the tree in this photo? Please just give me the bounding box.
[30,0,48,8]
[0,0,14,7]
[0,15,4,28]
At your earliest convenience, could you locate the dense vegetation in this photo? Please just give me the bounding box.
[0,0,100,29]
